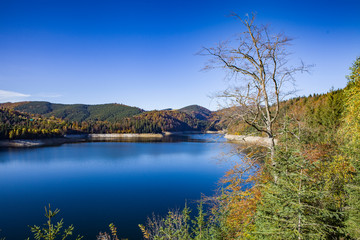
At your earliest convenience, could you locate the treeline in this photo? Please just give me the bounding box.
[138,57,360,239]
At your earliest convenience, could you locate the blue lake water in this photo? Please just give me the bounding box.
[0,134,236,239]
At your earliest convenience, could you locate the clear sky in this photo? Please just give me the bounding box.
[1,0,359,110]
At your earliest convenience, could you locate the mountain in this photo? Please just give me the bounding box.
[0,101,144,122]
[178,105,212,121]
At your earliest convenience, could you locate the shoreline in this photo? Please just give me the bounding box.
[0,137,86,148]
[0,132,242,148]
[224,134,277,147]
[88,133,164,139]
[0,132,193,148]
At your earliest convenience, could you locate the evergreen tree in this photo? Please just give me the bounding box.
[255,146,344,239]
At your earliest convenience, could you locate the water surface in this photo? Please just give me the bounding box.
[0,134,233,239]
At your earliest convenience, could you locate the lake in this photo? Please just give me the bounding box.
[0,134,236,239]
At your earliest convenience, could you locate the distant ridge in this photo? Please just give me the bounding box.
[0,101,144,122]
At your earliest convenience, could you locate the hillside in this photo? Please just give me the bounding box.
[222,89,344,140]
[178,104,212,120]
[0,101,144,122]
[131,110,208,132]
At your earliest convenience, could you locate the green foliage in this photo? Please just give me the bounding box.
[139,206,192,240]
[255,146,345,240]
[303,89,344,144]
[14,101,53,115]
[86,104,143,122]
[50,104,89,122]
[27,205,83,240]
[192,201,206,239]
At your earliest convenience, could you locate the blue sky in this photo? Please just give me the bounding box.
[1,0,359,110]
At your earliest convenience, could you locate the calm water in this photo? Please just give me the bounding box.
[0,134,235,239]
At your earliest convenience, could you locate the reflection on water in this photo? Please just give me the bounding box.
[0,134,234,239]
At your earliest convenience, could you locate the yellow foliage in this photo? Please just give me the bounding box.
[342,57,360,147]
[138,224,150,239]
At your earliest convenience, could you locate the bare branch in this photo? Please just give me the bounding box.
[199,13,311,159]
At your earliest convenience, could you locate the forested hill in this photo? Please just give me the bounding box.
[178,104,212,120]
[0,101,144,122]
[131,110,210,132]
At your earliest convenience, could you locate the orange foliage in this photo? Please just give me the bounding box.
[219,153,264,239]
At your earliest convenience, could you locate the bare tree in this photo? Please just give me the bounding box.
[200,13,309,160]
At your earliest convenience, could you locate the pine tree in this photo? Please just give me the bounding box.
[255,146,343,239]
